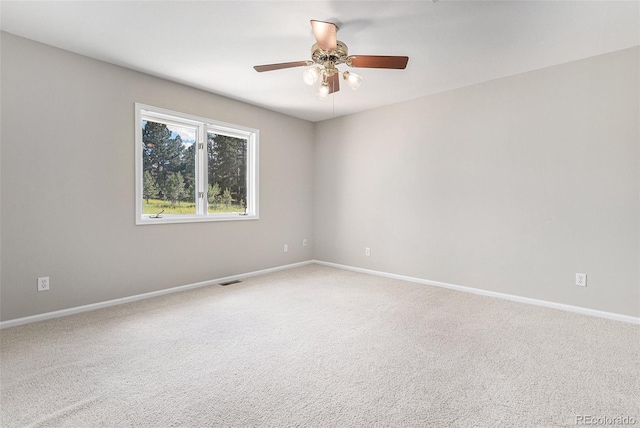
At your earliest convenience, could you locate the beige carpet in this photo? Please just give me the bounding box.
[1,264,638,427]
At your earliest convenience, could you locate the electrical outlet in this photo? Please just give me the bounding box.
[303,239,308,247]
[365,247,371,256]
[576,273,587,287]
[38,276,50,292]
[284,244,288,253]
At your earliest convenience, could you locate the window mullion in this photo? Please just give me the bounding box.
[196,124,207,216]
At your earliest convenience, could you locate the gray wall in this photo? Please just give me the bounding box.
[2,33,638,322]
[314,47,639,317]
[0,33,315,321]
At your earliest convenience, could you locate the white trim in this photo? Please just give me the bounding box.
[4,259,637,329]
[136,213,258,225]
[136,103,258,135]
[135,103,259,225]
[313,260,640,325]
[0,261,313,329]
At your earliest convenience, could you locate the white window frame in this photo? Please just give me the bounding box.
[135,103,259,225]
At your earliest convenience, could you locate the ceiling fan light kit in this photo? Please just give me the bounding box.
[254,20,409,100]
[316,81,330,100]
[343,71,362,91]
[303,67,322,86]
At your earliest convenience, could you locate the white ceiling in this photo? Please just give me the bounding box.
[1,1,638,122]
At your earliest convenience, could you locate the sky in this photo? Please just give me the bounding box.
[170,126,196,145]
[142,119,196,146]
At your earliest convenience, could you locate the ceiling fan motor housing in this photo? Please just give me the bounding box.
[311,41,349,69]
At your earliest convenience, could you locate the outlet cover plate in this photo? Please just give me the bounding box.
[38,276,50,292]
[576,273,587,287]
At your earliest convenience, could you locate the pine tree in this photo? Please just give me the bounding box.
[207,133,247,207]
[142,121,189,201]
[222,188,233,208]
[180,142,196,202]
[163,172,185,205]
[208,183,221,209]
[143,170,159,203]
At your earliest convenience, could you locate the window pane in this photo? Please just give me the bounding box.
[207,132,247,214]
[142,120,197,215]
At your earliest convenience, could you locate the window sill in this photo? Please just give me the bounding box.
[136,213,259,225]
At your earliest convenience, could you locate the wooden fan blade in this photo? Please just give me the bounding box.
[327,72,340,94]
[254,61,310,72]
[347,55,409,69]
[311,20,337,51]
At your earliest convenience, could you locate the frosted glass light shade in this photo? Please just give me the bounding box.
[343,71,362,90]
[303,67,321,86]
[316,83,330,100]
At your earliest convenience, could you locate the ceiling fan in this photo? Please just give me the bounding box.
[253,20,409,100]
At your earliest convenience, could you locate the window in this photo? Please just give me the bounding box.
[135,104,258,224]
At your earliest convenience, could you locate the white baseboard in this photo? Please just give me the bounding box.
[313,260,640,325]
[3,259,637,328]
[0,260,314,329]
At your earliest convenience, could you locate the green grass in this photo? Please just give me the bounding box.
[143,199,245,215]
[207,204,246,214]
